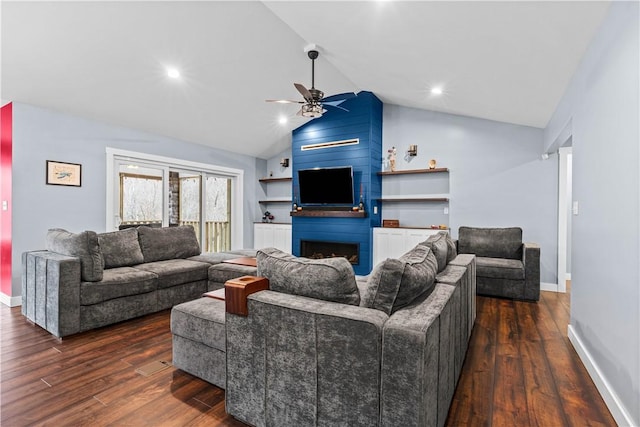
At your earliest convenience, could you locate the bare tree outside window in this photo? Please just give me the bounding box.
[180,177,201,221]
[120,174,162,222]
[206,177,229,222]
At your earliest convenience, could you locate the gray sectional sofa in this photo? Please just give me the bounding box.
[21,225,255,338]
[172,231,477,427]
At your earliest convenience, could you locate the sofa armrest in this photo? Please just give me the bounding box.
[226,290,388,427]
[522,242,540,300]
[22,250,82,337]
[381,283,457,427]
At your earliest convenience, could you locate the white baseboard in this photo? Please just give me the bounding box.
[0,292,22,307]
[566,273,572,281]
[568,325,636,427]
[540,282,559,292]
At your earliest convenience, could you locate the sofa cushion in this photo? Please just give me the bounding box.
[46,229,104,282]
[361,245,438,315]
[421,233,449,273]
[98,228,144,268]
[189,252,244,265]
[256,247,360,306]
[208,263,258,287]
[80,267,157,305]
[476,257,525,280]
[137,225,201,263]
[440,231,458,264]
[458,226,522,260]
[171,297,226,351]
[135,259,210,289]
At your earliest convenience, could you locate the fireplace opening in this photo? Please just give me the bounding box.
[300,240,359,265]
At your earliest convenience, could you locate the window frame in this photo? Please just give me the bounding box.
[106,148,244,250]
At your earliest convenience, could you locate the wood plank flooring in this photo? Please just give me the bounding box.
[1,287,615,426]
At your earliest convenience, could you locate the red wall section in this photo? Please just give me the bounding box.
[1,103,12,296]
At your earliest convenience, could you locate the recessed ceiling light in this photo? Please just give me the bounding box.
[278,116,288,125]
[167,68,180,79]
[431,87,443,95]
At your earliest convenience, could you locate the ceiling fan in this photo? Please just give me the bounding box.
[266,48,356,118]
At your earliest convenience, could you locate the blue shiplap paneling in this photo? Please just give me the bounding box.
[291,91,382,275]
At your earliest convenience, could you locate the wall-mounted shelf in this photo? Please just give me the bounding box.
[376,197,449,203]
[259,177,292,183]
[378,168,449,176]
[258,198,291,204]
[290,210,366,218]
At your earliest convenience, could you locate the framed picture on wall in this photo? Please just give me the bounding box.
[46,160,82,187]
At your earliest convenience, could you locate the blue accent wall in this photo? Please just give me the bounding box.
[292,91,382,275]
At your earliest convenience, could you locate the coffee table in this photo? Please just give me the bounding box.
[222,257,257,267]
[203,288,226,301]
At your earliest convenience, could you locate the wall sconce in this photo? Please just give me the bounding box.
[280,158,290,168]
[407,145,418,156]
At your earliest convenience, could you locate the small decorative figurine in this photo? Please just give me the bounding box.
[262,211,274,223]
[428,159,437,169]
[388,146,397,172]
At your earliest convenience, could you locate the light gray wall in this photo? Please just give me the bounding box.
[11,103,261,296]
[546,2,639,424]
[383,104,557,284]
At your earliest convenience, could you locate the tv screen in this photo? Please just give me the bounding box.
[298,166,354,205]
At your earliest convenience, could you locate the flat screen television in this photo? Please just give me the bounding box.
[298,166,354,205]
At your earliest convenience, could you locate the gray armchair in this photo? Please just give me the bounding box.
[457,226,540,301]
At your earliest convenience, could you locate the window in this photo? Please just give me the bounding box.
[120,173,162,225]
[107,148,244,251]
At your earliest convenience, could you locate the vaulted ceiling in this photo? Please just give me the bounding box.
[1,1,610,159]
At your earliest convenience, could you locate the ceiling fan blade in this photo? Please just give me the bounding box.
[266,99,304,104]
[294,83,313,102]
[322,92,357,103]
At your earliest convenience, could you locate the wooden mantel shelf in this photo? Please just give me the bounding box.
[378,168,449,176]
[290,210,367,218]
[376,197,449,202]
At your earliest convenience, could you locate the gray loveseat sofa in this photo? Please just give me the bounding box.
[220,231,476,427]
[457,226,540,301]
[22,225,255,338]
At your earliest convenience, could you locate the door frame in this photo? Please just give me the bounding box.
[557,146,572,293]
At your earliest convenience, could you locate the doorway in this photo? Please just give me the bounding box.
[557,145,573,293]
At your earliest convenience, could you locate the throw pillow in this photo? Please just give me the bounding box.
[420,233,449,273]
[361,244,438,315]
[439,231,457,263]
[137,225,201,263]
[46,228,104,282]
[256,247,360,306]
[98,228,144,268]
[457,226,523,259]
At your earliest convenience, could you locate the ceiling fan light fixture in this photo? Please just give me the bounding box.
[301,103,323,118]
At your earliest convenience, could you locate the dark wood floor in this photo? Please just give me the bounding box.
[1,287,615,426]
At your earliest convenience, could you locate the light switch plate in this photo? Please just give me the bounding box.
[572,201,579,215]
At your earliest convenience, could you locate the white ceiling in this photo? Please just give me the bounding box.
[1,1,610,159]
